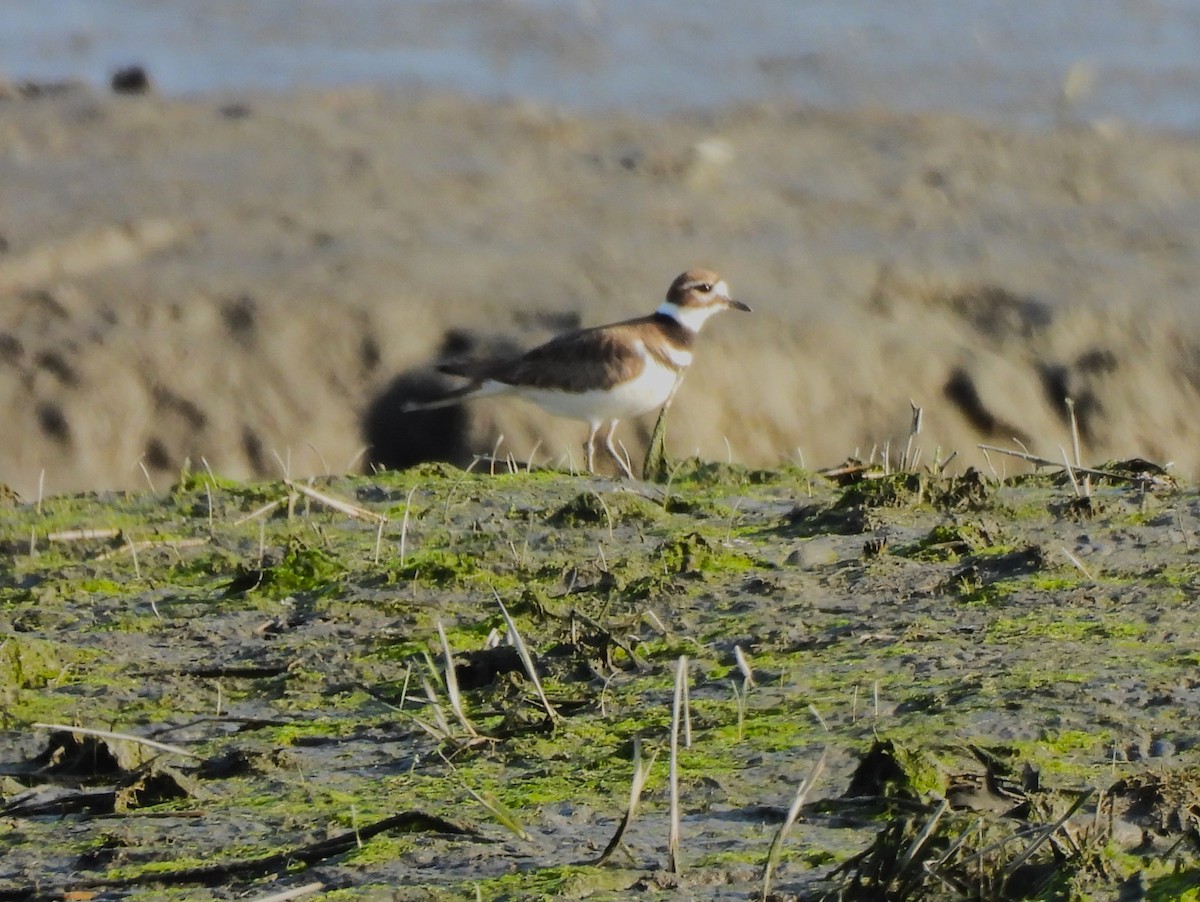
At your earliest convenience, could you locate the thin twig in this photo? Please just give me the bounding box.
[1065,397,1082,468]
[137,457,158,495]
[399,486,417,566]
[978,444,1139,483]
[897,798,949,875]
[233,498,284,527]
[1001,788,1094,883]
[1060,546,1094,580]
[95,537,208,562]
[32,722,203,760]
[979,446,1002,484]
[126,533,141,578]
[284,479,386,523]
[48,527,120,543]
[272,448,292,480]
[305,443,330,477]
[807,703,829,732]
[373,517,386,564]
[1060,445,1082,498]
[247,881,325,902]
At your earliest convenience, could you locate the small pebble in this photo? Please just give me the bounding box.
[785,538,838,568]
[1148,738,1176,758]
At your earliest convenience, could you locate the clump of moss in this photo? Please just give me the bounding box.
[665,458,791,488]
[835,472,926,510]
[776,502,872,537]
[385,548,479,586]
[834,467,993,513]
[933,469,992,510]
[222,537,346,598]
[901,520,1006,562]
[1051,495,1105,522]
[547,491,662,527]
[844,737,946,802]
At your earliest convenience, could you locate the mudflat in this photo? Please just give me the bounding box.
[1,458,1198,898]
[3,78,1200,899]
[3,86,1200,497]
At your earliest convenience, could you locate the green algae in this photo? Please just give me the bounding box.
[1,463,1197,899]
[466,863,641,899]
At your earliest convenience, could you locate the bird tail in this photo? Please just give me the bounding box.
[401,367,511,413]
[401,382,484,413]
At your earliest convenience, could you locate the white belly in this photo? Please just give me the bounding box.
[502,357,680,424]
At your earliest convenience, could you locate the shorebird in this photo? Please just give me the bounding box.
[406,269,750,477]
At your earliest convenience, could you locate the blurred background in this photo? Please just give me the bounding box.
[6,0,1200,128]
[2,1,1200,495]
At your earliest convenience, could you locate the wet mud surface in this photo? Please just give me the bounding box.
[2,458,1199,899]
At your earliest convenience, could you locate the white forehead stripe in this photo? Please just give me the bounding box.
[713,280,730,298]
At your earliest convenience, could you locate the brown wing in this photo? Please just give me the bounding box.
[487,319,652,391]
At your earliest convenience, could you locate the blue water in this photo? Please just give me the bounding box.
[3,0,1200,131]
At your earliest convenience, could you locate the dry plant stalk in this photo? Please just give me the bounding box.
[979,443,1153,486]
[247,881,325,902]
[47,527,120,543]
[902,401,923,471]
[760,747,828,900]
[399,486,417,566]
[734,644,755,689]
[233,498,285,527]
[1059,445,1084,498]
[373,517,386,564]
[731,680,747,741]
[1059,546,1095,580]
[589,490,615,541]
[999,787,1094,885]
[32,721,202,760]
[1065,397,1082,465]
[668,654,687,873]
[284,478,386,523]
[439,750,531,841]
[493,590,558,722]
[95,536,208,562]
[896,798,949,875]
[137,457,158,495]
[414,675,454,740]
[460,783,531,841]
[807,703,830,733]
[682,660,693,749]
[593,736,658,865]
[437,620,478,738]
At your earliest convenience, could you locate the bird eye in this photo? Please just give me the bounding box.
[698,283,713,293]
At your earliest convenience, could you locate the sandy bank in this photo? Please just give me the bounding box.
[2,86,1200,495]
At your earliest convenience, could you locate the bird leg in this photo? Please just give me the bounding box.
[603,420,636,479]
[584,422,600,474]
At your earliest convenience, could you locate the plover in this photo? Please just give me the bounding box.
[407,269,750,477]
